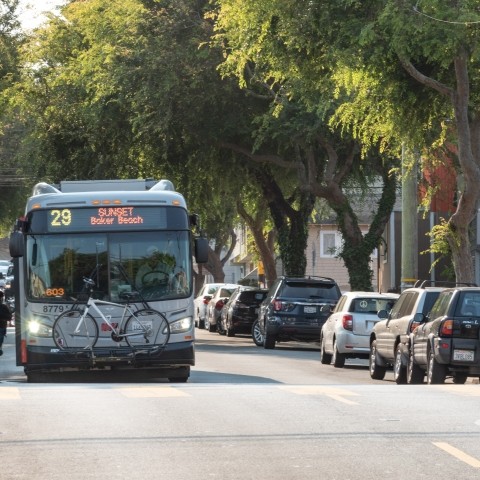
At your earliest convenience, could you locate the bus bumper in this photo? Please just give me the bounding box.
[24,340,195,374]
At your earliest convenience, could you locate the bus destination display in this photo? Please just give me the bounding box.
[32,206,171,232]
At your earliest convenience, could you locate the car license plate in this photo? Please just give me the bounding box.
[304,306,316,314]
[453,349,474,361]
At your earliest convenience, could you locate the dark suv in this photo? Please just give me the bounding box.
[408,286,480,384]
[219,286,268,337]
[256,276,341,349]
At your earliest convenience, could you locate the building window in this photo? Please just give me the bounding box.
[320,230,377,259]
[320,232,341,258]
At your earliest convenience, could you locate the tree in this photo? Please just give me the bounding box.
[0,0,27,234]
[213,0,399,290]
[375,1,480,283]
[7,0,266,286]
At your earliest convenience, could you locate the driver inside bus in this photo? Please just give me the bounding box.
[135,246,174,293]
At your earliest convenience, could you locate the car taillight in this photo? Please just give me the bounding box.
[203,297,210,305]
[440,319,454,337]
[342,314,353,331]
[273,300,283,311]
[215,300,224,310]
[273,300,295,312]
[409,320,421,333]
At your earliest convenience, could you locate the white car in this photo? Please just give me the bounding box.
[320,291,399,368]
[204,284,239,332]
[194,283,224,329]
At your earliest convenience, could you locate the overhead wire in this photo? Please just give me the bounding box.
[413,2,480,25]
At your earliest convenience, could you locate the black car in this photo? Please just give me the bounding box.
[408,286,480,384]
[218,286,268,337]
[257,276,341,349]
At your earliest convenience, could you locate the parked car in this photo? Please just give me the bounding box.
[408,286,480,384]
[194,283,224,329]
[205,284,239,332]
[369,280,455,384]
[320,291,399,368]
[218,286,268,337]
[0,260,11,277]
[256,276,341,349]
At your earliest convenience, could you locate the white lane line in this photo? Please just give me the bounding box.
[280,386,359,405]
[117,386,190,398]
[433,442,480,468]
[0,387,21,399]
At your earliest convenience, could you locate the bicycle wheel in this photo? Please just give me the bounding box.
[124,308,170,348]
[53,310,98,350]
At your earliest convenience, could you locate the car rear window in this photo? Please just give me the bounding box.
[219,288,237,297]
[454,292,480,316]
[351,298,395,314]
[281,282,339,300]
[239,291,267,303]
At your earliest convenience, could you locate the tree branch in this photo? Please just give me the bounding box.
[399,57,454,98]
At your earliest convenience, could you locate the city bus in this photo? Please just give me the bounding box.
[9,179,208,382]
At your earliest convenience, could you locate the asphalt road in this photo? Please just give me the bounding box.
[1,328,480,479]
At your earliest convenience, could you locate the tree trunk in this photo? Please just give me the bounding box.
[237,200,277,286]
[447,222,474,284]
[257,168,315,278]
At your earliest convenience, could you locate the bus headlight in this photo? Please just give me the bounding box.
[28,320,53,337]
[169,317,192,334]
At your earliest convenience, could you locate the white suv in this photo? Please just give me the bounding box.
[194,283,224,329]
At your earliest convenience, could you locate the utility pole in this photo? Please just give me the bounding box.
[401,145,418,291]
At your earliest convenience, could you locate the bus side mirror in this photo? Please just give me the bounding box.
[194,237,209,264]
[9,231,24,258]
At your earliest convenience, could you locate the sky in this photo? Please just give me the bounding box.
[17,0,66,31]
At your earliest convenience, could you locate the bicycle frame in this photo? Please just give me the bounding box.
[74,297,150,342]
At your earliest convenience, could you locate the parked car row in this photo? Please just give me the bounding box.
[196,276,343,348]
[195,277,480,385]
[370,281,480,384]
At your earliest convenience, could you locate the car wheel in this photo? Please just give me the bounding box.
[427,349,446,384]
[205,316,214,332]
[226,322,235,337]
[332,338,346,368]
[217,318,226,335]
[452,373,468,384]
[197,311,205,329]
[319,334,332,365]
[393,345,407,384]
[252,320,264,347]
[369,340,387,380]
[407,346,424,384]
[263,330,276,349]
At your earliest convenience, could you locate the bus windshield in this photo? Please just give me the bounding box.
[26,231,192,302]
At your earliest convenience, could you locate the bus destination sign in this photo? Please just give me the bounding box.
[41,206,169,232]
